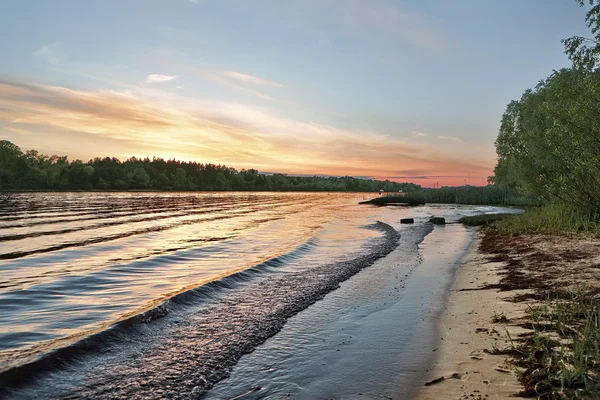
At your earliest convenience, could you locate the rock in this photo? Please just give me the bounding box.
[400,218,414,224]
[429,217,446,225]
[424,376,445,386]
[190,386,203,400]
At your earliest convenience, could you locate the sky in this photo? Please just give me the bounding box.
[0,0,590,187]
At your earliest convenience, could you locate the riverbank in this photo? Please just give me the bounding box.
[416,229,600,399]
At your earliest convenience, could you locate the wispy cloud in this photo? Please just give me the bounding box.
[0,79,492,180]
[223,71,285,88]
[437,135,465,144]
[187,0,199,4]
[146,74,178,83]
[402,131,428,141]
[34,41,65,65]
[185,67,277,101]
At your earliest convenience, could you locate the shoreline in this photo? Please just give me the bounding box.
[414,230,524,400]
[415,228,600,399]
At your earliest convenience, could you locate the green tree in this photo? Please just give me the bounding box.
[562,0,600,69]
[0,140,23,189]
[131,167,150,189]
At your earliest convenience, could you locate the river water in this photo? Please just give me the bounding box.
[0,192,517,399]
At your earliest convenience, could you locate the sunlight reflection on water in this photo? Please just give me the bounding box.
[0,192,384,369]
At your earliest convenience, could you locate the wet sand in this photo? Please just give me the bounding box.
[414,234,523,400]
[210,221,476,399]
[416,230,600,399]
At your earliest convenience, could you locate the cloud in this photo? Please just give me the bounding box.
[185,67,277,101]
[0,79,493,182]
[402,131,428,141]
[188,0,199,3]
[34,41,64,65]
[223,71,285,88]
[146,74,178,83]
[437,135,465,144]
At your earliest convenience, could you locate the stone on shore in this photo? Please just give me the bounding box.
[430,217,446,225]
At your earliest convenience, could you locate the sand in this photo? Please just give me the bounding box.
[415,234,528,400]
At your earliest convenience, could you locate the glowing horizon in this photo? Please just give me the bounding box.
[0,0,588,187]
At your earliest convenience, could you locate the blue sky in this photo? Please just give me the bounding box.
[0,0,589,186]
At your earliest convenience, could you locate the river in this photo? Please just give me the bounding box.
[0,192,517,399]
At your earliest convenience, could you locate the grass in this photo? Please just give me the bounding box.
[510,288,600,398]
[459,213,518,227]
[458,204,600,236]
[359,187,540,208]
[493,203,600,237]
[491,311,510,323]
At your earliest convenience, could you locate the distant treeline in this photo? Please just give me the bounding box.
[0,140,420,192]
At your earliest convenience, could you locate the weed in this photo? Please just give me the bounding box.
[492,311,510,323]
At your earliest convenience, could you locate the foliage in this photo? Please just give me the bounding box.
[459,213,518,227]
[492,204,600,237]
[414,185,536,206]
[562,0,600,70]
[493,68,600,217]
[0,141,421,193]
[513,288,600,398]
[492,1,600,224]
[361,186,536,207]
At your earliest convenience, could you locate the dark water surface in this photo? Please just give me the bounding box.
[0,192,517,399]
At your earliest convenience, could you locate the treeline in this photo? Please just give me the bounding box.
[0,141,420,192]
[491,0,600,218]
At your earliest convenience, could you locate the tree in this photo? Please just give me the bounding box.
[0,140,421,193]
[0,140,23,189]
[562,0,600,70]
[131,167,150,189]
[493,68,600,216]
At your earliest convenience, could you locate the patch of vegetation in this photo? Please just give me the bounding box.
[459,213,518,227]
[415,186,538,207]
[490,0,600,221]
[510,288,600,399]
[492,204,600,237]
[361,186,539,207]
[491,311,510,323]
[360,194,426,206]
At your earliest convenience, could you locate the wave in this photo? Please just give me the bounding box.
[0,222,400,399]
[0,234,321,393]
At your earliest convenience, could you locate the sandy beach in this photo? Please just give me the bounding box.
[416,229,600,399]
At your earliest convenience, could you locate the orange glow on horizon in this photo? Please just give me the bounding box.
[0,79,495,188]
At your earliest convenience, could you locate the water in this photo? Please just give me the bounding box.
[0,193,519,399]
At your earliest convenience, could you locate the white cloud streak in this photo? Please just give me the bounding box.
[146,74,178,83]
[223,71,285,88]
[437,135,465,144]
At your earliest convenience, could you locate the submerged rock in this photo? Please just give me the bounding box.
[429,217,446,225]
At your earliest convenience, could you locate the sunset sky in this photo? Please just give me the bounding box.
[0,0,588,186]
